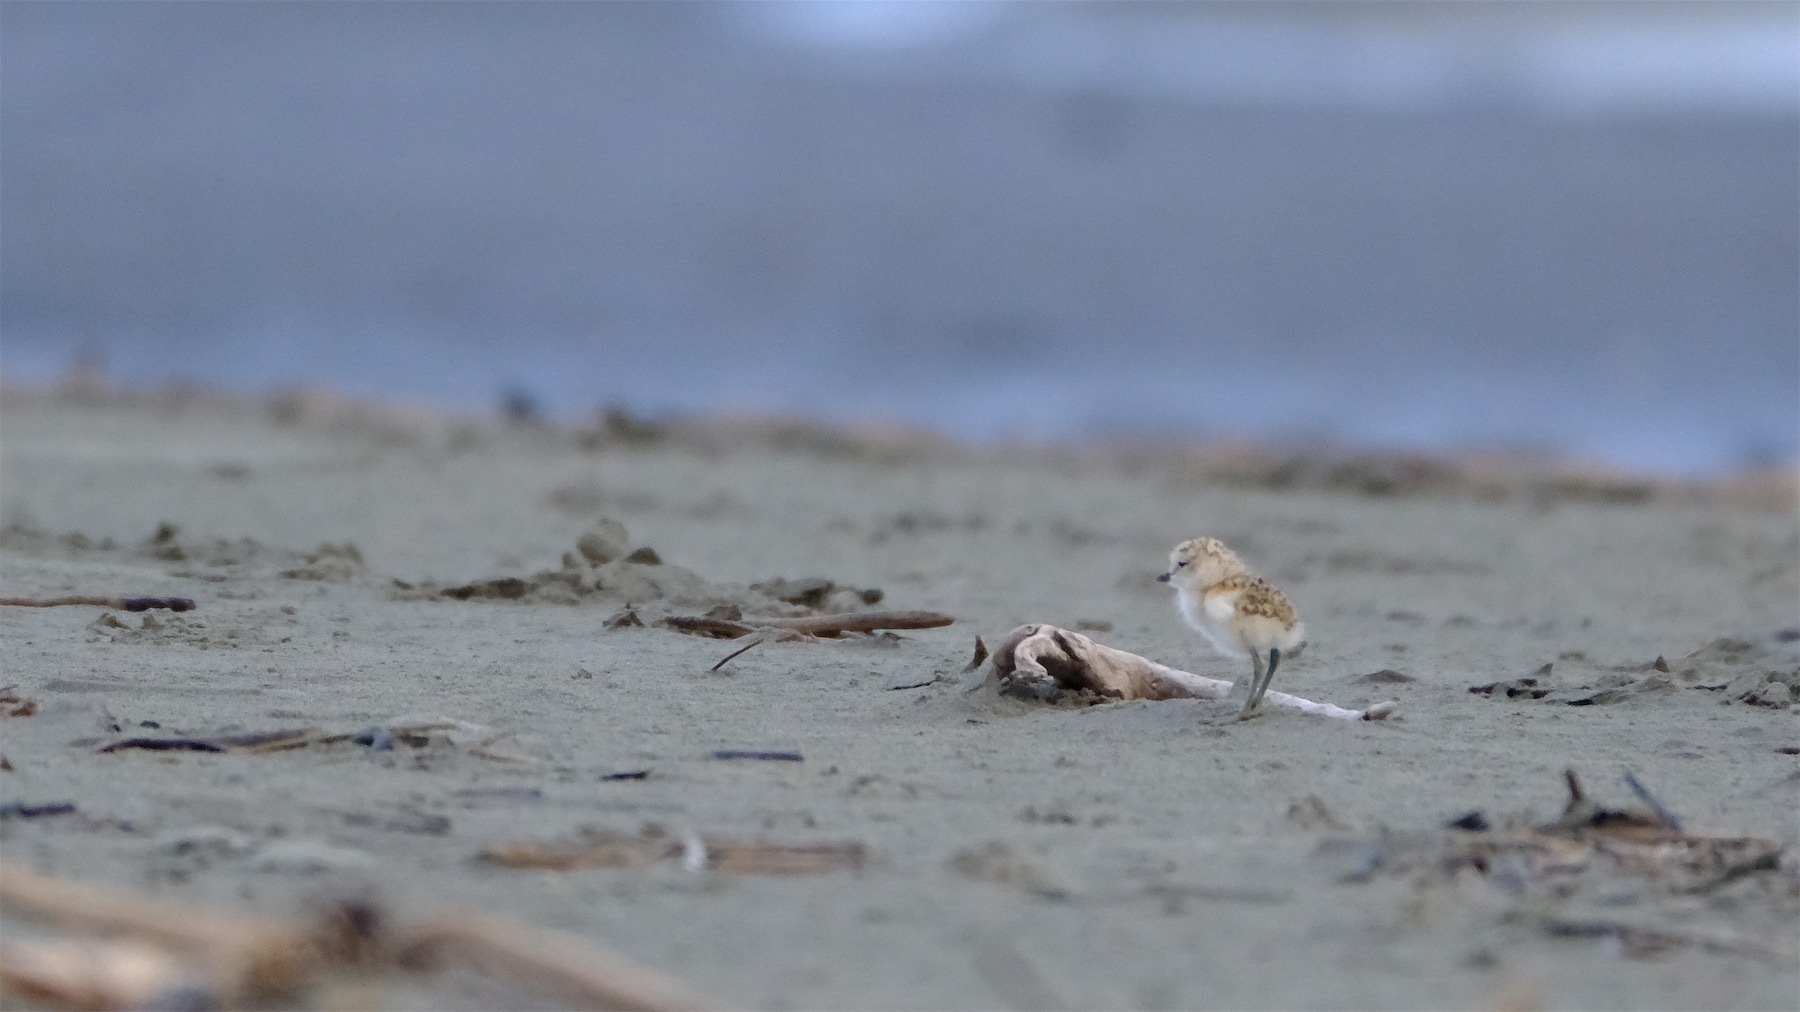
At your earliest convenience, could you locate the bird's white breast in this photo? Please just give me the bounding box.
[1177,588,1249,658]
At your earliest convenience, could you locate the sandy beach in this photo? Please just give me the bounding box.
[1,386,1795,1010]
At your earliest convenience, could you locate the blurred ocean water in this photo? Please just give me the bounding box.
[2,2,1795,475]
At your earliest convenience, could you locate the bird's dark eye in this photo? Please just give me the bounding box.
[1175,560,1187,568]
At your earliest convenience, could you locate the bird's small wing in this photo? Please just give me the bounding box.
[1237,578,1300,626]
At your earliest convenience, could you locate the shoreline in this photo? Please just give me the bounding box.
[5,377,1793,512]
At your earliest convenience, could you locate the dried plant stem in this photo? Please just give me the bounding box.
[0,596,195,612]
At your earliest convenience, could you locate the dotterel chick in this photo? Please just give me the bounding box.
[1157,537,1306,719]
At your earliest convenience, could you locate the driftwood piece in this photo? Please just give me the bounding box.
[0,860,719,1011]
[0,936,199,1011]
[988,624,1395,721]
[0,596,195,612]
[1335,770,1793,960]
[396,909,719,1012]
[669,610,954,642]
[683,610,956,669]
[763,610,953,636]
[1534,770,1784,891]
[0,860,321,1006]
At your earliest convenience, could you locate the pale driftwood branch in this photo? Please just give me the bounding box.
[0,937,199,1012]
[988,624,1395,722]
[398,909,721,1012]
[0,860,721,1011]
[0,860,319,1006]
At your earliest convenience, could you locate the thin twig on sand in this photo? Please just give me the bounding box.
[710,636,768,671]
[396,909,719,1011]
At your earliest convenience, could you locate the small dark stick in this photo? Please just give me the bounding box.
[963,636,990,672]
[0,596,195,612]
[1623,771,1683,831]
[97,738,228,754]
[0,801,77,819]
[117,597,196,612]
[710,636,767,672]
[711,750,803,762]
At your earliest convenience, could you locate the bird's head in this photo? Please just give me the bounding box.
[1157,536,1245,591]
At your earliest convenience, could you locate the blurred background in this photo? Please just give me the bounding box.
[2,1,1795,475]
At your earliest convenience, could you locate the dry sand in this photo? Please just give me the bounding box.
[1,387,1796,1010]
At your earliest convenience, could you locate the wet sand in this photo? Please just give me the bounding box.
[1,387,1795,1009]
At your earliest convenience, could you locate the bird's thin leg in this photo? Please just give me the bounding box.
[1253,647,1283,710]
[1238,650,1267,720]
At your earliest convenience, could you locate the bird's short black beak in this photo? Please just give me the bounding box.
[1155,572,1170,583]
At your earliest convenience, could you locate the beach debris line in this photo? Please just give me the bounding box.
[0,595,195,612]
[1392,768,1782,891]
[1471,638,1800,708]
[985,624,1396,721]
[481,825,871,876]
[0,859,720,1011]
[433,516,892,617]
[1317,769,1792,961]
